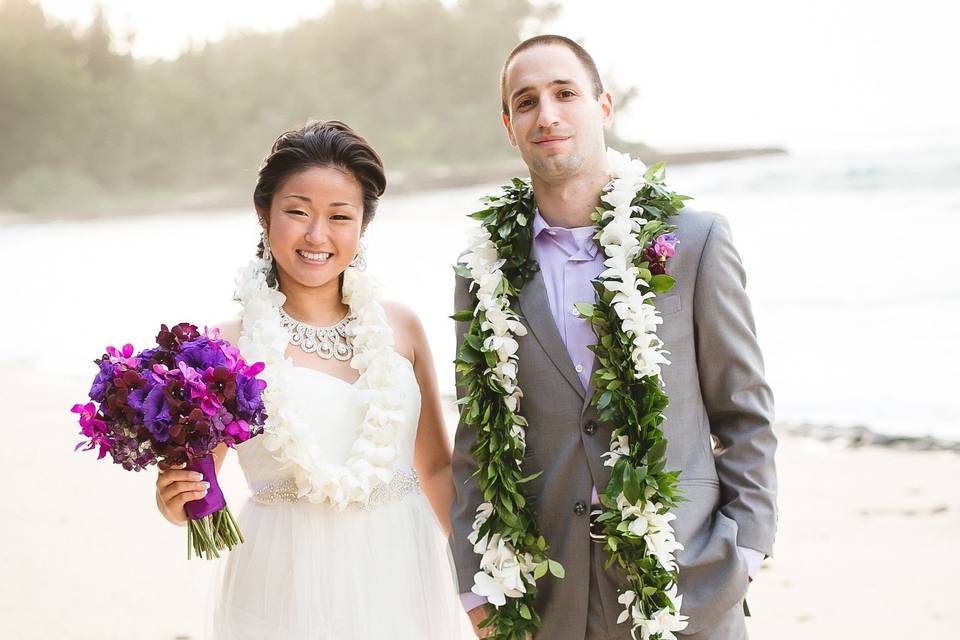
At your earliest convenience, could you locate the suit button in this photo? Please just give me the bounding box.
[573,501,587,516]
[583,421,597,435]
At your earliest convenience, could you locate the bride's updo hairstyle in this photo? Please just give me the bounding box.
[253,120,386,257]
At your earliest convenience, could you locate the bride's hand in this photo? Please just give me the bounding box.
[155,463,208,526]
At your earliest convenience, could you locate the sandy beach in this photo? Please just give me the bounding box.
[1,365,955,639]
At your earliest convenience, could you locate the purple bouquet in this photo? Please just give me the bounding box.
[71,322,268,559]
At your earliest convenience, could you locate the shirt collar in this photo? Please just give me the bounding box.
[532,209,599,259]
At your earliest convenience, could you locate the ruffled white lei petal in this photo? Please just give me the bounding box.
[234,258,406,510]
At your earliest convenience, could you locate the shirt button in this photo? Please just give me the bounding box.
[575,363,584,373]
[573,501,587,516]
[584,421,597,435]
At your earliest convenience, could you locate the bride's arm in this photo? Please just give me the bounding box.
[391,303,456,536]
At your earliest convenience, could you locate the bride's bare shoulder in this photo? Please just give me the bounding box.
[211,318,242,345]
[380,300,424,363]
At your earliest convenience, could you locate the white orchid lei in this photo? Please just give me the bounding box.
[454,149,690,639]
[234,257,407,509]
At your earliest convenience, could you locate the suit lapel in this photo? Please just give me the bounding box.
[581,358,598,416]
[518,270,585,400]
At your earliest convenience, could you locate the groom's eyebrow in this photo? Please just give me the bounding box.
[510,79,575,103]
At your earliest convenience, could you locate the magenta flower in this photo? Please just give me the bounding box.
[200,392,222,417]
[71,402,111,458]
[105,344,139,367]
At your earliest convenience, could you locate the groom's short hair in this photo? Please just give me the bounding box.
[500,35,604,115]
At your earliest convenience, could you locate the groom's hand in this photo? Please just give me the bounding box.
[468,605,494,638]
[467,605,533,639]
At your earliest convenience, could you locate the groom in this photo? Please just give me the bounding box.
[450,35,777,640]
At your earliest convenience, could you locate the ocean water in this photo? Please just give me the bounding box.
[2,140,957,440]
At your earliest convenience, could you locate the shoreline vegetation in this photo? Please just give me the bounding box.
[0,146,786,225]
[0,1,786,225]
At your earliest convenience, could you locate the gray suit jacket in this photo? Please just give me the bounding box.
[451,208,777,639]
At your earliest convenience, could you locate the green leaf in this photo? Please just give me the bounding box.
[453,263,473,279]
[650,274,676,294]
[548,559,565,578]
[450,309,473,322]
[623,465,641,503]
[519,603,532,620]
[573,302,595,318]
[597,390,613,410]
[533,560,548,580]
[645,440,667,465]
[458,347,482,364]
[517,470,544,484]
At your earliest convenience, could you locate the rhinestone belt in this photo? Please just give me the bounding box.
[251,469,421,510]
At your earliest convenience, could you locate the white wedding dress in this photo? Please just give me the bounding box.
[213,358,473,639]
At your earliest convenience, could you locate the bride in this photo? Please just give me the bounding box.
[155,120,473,639]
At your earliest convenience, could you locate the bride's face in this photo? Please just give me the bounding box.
[263,165,364,292]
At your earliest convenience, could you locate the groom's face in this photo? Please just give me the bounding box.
[501,44,613,183]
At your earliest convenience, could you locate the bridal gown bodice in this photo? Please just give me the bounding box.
[213,359,472,640]
[237,360,420,496]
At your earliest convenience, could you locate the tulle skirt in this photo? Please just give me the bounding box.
[212,492,474,639]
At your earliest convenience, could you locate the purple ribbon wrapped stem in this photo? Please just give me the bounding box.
[184,453,226,520]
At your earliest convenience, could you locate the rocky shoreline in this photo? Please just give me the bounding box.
[780,422,960,452]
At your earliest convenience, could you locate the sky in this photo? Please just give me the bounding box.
[37,0,960,151]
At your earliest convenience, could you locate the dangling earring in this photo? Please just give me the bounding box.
[261,228,272,262]
[350,241,367,271]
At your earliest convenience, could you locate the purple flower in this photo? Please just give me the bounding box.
[653,233,678,258]
[176,338,228,372]
[129,379,172,441]
[234,374,266,419]
[88,360,117,403]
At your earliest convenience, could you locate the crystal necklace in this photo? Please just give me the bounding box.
[278,307,354,361]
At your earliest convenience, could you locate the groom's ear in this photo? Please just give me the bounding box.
[502,111,519,148]
[599,91,614,131]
